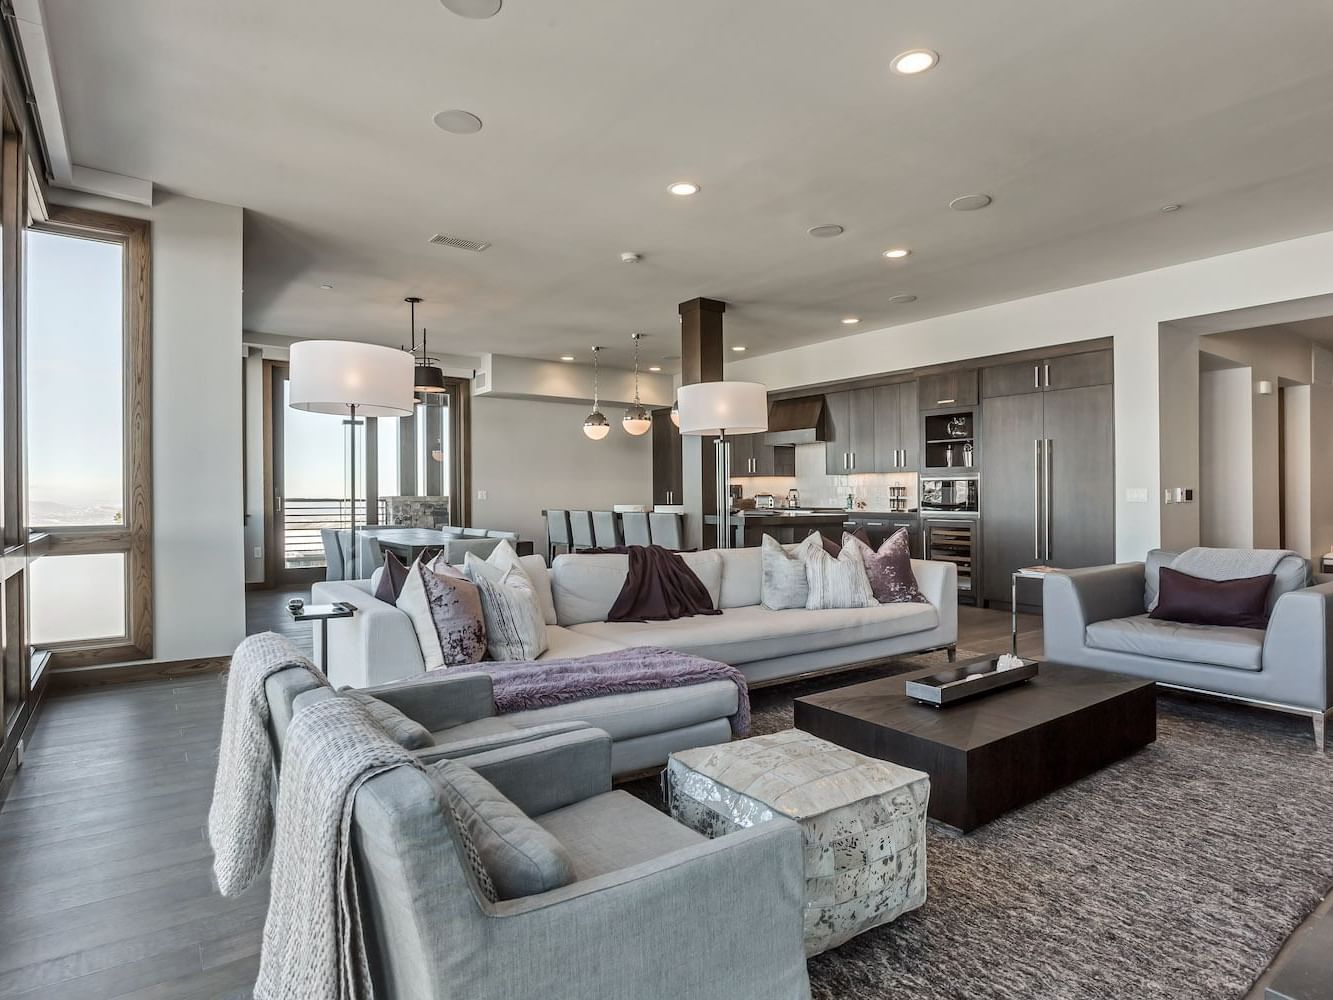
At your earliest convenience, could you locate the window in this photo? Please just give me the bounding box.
[24,207,152,667]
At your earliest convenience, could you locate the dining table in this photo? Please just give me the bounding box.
[357,526,534,564]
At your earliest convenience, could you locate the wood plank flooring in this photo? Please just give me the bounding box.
[0,595,1302,998]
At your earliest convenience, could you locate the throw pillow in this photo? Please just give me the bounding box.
[1149,567,1274,630]
[805,542,877,610]
[339,690,434,750]
[481,538,559,627]
[372,550,411,605]
[396,556,488,669]
[844,528,927,604]
[465,553,549,661]
[433,760,576,901]
[760,533,822,610]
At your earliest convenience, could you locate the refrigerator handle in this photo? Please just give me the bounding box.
[1034,439,1042,560]
[1044,438,1053,560]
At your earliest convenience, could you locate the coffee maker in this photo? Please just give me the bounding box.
[785,488,800,509]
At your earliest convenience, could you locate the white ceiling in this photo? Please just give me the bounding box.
[40,0,1333,370]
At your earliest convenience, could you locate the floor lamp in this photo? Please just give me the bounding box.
[289,340,415,580]
[676,381,769,549]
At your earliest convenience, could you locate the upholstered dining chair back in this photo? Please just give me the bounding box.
[568,510,596,550]
[621,511,651,546]
[648,512,685,551]
[545,509,573,563]
[321,528,346,581]
[591,511,620,549]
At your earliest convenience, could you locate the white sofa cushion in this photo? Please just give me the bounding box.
[718,547,762,608]
[539,626,628,660]
[517,554,558,626]
[552,554,629,625]
[502,679,739,741]
[569,602,938,666]
[677,550,723,610]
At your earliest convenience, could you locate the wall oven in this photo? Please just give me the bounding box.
[920,477,980,515]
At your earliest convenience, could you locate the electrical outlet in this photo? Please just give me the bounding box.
[476,489,488,501]
[1126,488,1148,503]
[252,546,262,559]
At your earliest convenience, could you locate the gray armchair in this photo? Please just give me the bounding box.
[1044,549,1333,747]
[350,727,813,1000]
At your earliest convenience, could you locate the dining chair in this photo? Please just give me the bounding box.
[648,512,685,551]
[545,509,573,563]
[591,511,621,549]
[622,511,651,547]
[320,529,345,581]
[568,510,596,551]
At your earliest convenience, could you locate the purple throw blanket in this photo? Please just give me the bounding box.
[432,645,750,737]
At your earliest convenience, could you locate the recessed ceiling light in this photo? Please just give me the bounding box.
[841,317,861,325]
[731,345,747,353]
[433,110,483,134]
[891,49,939,75]
[560,355,575,362]
[319,283,334,290]
[1160,203,1182,213]
[648,365,663,372]
[949,194,992,212]
[808,224,845,238]
[668,181,700,197]
[888,294,918,304]
[440,0,502,18]
[882,248,911,259]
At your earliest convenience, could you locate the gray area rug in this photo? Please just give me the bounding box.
[640,651,1333,1000]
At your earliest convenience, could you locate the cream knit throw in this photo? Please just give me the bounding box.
[208,632,325,898]
[255,695,422,1000]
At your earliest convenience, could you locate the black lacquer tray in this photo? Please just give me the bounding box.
[906,657,1039,707]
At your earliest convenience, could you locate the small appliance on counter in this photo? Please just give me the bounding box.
[753,493,776,510]
[785,488,800,509]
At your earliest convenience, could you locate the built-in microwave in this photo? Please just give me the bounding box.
[920,477,980,514]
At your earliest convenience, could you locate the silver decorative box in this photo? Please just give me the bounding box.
[905,657,1038,707]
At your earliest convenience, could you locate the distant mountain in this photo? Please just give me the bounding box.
[29,499,123,526]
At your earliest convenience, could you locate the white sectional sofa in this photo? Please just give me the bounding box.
[311,548,957,774]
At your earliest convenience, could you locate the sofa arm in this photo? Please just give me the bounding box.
[910,559,958,644]
[363,672,495,731]
[417,721,592,764]
[1262,582,1333,712]
[311,581,426,688]
[440,727,613,816]
[484,818,811,1000]
[1043,563,1146,661]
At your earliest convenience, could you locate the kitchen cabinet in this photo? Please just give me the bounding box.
[825,390,874,474]
[872,382,919,471]
[731,434,794,477]
[919,369,978,409]
[844,513,922,557]
[651,406,683,506]
[981,350,1112,399]
[980,383,1114,605]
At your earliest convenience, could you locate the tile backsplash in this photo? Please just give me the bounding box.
[730,444,918,510]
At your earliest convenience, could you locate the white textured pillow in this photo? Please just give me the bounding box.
[480,539,558,627]
[464,553,549,661]
[761,533,821,610]
[805,543,877,610]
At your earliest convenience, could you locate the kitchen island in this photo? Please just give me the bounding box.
[707,509,849,547]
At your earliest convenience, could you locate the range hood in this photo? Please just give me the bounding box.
[764,395,828,445]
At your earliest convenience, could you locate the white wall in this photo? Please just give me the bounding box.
[52,190,246,664]
[469,395,654,548]
[729,229,1333,560]
[1198,368,1254,547]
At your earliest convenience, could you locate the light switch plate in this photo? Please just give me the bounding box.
[1126,488,1148,503]
[476,489,488,501]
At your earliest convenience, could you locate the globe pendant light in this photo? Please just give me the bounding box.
[622,333,653,436]
[404,296,446,394]
[582,346,610,440]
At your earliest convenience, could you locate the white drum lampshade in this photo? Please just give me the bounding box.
[676,381,769,436]
[289,340,416,417]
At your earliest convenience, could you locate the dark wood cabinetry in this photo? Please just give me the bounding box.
[651,407,683,505]
[732,434,794,477]
[981,350,1112,398]
[827,383,917,474]
[919,369,978,408]
[844,514,922,557]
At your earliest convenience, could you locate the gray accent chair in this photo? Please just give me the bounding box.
[621,511,651,546]
[263,666,588,767]
[348,726,813,1000]
[1044,549,1333,747]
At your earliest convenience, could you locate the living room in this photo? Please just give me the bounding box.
[4,2,1333,999]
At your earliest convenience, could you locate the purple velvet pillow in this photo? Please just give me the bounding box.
[1149,566,1274,630]
[373,550,411,605]
[843,528,926,604]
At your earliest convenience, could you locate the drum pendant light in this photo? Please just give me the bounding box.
[404,296,446,394]
[622,333,652,436]
[582,347,610,440]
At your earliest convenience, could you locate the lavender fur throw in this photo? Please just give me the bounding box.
[434,645,750,737]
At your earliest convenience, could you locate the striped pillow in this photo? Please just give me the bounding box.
[804,543,877,610]
[464,553,548,662]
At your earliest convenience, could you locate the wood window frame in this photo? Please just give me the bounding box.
[30,205,152,668]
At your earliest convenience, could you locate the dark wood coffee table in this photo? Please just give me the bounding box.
[793,660,1156,832]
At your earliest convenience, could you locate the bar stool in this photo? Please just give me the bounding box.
[621,511,651,547]
[592,511,621,549]
[545,509,573,564]
[568,510,596,551]
[648,512,685,551]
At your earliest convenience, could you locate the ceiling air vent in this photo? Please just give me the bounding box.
[429,233,491,253]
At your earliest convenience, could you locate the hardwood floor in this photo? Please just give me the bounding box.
[0,599,1307,999]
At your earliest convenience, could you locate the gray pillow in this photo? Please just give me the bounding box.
[339,690,434,750]
[465,553,549,661]
[805,542,877,610]
[760,533,821,610]
[432,760,576,901]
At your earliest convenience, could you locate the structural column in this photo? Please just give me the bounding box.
[679,297,726,548]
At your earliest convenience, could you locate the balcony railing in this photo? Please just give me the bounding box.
[283,497,388,569]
